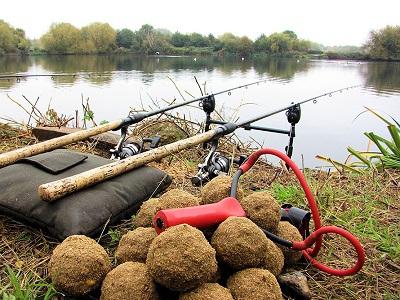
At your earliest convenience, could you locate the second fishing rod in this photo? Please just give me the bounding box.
[0,78,269,168]
[191,84,360,184]
[38,84,360,202]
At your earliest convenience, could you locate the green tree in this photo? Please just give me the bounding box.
[134,24,171,54]
[254,34,270,52]
[268,32,292,53]
[189,33,209,47]
[135,24,155,53]
[171,32,190,47]
[0,20,16,53]
[293,39,311,52]
[14,28,30,52]
[283,30,297,40]
[116,28,135,49]
[41,23,82,54]
[237,36,253,55]
[365,25,400,60]
[207,33,222,51]
[81,22,116,53]
[219,33,240,53]
[0,20,30,54]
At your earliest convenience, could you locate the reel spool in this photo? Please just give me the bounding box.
[111,126,161,160]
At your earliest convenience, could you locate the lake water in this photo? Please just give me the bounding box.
[1,55,399,168]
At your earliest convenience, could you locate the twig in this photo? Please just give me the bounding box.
[6,94,39,123]
[167,76,186,101]
[22,95,44,121]
[27,97,40,127]
[194,76,203,96]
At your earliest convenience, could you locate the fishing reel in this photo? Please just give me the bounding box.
[110,126,161,160]
[191,139,247,186]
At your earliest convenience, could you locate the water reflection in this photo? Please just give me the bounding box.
[253,56,309,81]
[360,61,400,95]
[0,56,32,89]
[0,56,32,74]
[0,55,400,95]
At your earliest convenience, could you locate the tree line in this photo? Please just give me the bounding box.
[0,19,399,60]
[38,23,315,56]
[0,21,315,56]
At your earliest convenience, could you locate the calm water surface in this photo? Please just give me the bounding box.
[1,55,399,167]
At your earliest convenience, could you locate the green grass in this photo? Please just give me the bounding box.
[107,228,122,247]
[1,266,59,300]
[271,173,400,261]
[272,183,304,206]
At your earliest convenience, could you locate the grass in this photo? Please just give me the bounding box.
[0,123,399,299]
[318,108,400,173]
[267,170,400,299]
[1,266,58,299]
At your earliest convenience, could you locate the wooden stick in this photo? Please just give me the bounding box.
[0,119,123,168]
[38,130,217,202]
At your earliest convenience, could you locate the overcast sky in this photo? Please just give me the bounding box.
[2,0,399,46]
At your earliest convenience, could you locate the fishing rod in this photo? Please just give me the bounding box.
[37,84,360,202]
[192,84,360,185]
[0,78,270,168]
[0,74,79,82]
[0,73,119,80]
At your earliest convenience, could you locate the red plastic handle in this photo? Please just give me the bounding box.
[153,197,246,234]
[292,226,365,276]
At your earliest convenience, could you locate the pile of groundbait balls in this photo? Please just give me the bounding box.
[49,177,304,299]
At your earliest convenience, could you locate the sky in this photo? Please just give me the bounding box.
[1,0,399,46]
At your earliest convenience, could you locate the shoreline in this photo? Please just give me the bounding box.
[2,51,400,62]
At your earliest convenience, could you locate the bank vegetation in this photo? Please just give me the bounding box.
[0,20,399,61]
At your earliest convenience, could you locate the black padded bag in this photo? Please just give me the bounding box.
[0,149,171,240]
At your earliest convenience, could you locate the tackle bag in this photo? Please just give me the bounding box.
[0,149,171,240]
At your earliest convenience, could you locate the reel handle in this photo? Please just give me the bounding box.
[153,197,246,234]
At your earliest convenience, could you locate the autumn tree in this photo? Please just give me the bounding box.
[365,25,400,60]
[237,36,253,55]
[41,23,82,54]
[14,28,30,51]
[219,33,240,52]
[81,23,116,53]
[0,20,30,54]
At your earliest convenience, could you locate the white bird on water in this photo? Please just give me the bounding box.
[241,57,245,61]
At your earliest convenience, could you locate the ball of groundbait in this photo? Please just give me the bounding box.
[49,235,111,296]
[101,262,159,300]
[146,224,218,291]
[115,227,157,264]
[179,283,234,300]
[134,198,160,228]
[239,191,280,232]
[277,221,303,265]
[263,237,285,276]
[201,175,244,205]
[157,189,200,210]
[227,268,283,300]
[211,217,267,270]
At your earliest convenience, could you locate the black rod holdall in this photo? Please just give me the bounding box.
[0,149,171,240]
